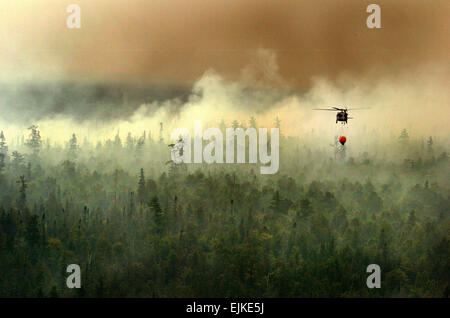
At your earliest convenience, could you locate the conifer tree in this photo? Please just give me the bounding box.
[149,196,165,235]
[68,133,78,159]
[16,175,27,210]
[137,168,147,204]
[0,130,8,154]
[26,125,42,157]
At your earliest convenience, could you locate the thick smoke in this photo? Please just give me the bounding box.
[0,82,191,123]
[0,0,447,85]
[0,50,447,148]
[0,1,447,145]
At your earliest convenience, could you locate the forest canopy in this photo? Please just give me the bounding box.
[0,123,448,297]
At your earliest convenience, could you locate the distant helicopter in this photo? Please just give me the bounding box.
[313,107,369,124]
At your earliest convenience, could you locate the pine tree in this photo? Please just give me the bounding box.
[129,191,135,216]
[379,227,389,264]
[149,196,165,235]
[16,175,27,210]
[68,133,78,159]
[126,132,134,151]
[159,122,164,143]
[274,116,281,129]
[114,131,122,148]
[137,168,147,204]
[0,130,8,154]
[135,137,145,157]
[25,125,42,157]
[25,214,40,247]
[427,136,433,153]
[0,153,5,174]
[26,162,32,181]
[0,131,7,176]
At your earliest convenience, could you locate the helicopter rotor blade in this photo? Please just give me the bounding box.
[312,108,338,111]
[346,107,370,111]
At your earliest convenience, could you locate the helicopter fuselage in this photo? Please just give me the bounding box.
[336,111,348,123]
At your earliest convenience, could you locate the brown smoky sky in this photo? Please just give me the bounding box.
[0,0,448,88]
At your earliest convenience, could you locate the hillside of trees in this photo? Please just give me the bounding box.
[0,124,448,297]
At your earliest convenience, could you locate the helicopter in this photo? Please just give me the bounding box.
[312,107,368,124]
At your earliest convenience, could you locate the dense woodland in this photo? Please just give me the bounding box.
[0,123,448,298]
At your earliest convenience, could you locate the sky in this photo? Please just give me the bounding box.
[0,0,448,142]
